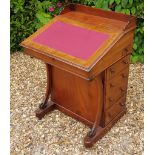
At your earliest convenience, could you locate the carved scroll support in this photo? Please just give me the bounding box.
[84,75,104,147]
[35,64,55,120]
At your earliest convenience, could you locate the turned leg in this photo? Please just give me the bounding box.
[84,75,104,147]
[36,64,55,119]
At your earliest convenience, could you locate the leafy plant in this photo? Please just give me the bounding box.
[35,0,64,29]
[11,0,38,53]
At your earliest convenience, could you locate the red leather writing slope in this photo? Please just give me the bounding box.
[33,21,109,60]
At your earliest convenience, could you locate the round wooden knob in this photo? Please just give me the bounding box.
[119,102,125,106]
[120,87,126,93]
[122,60,128,64]
[125,48,130,53]
[121,73,128,79]
[109,67,115,73]
[109,97,114,102]
[110,83,115,87]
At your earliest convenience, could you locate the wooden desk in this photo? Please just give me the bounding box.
[21,4,136,147]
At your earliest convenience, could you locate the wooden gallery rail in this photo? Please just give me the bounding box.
[21,4,136,147]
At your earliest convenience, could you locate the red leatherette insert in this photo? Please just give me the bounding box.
[33,21,109,60]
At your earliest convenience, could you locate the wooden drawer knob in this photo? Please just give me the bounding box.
[109,97,114,102]
[110,83,115,87]
[109,67,115,73]
[125,48,129,51]
[121,73,128,79]
[119,102,125,106]
[120,87,126,93]
[125,48,130,53]
[122,59,128,64]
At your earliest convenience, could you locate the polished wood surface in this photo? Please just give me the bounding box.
[21,4,136,148]
[52,67,98,123]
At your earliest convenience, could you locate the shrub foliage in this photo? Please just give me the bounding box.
[11,0,144,63]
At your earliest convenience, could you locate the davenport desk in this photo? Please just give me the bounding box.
[21,4,136,147]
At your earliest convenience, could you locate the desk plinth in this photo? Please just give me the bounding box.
[21,4,136,147]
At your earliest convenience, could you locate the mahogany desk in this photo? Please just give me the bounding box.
[21,4,136,147]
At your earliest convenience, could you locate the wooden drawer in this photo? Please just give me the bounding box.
[105,66,129,109]
[105,97,126,125]
[107,55,130,80]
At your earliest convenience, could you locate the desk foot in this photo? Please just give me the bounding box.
[84,109,126,148]
[84,127,103,148]
[35,101,55,120]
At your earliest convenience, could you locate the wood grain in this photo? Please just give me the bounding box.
[21,4,136,147]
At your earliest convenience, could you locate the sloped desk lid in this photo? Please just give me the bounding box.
[33,21,109,61]
[21,4,136,71]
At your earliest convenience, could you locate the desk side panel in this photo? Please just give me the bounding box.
[51,67,99,124]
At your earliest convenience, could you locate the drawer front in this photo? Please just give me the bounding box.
[105,97,126,125]
[105,66,129,109]
[107,55,130,80]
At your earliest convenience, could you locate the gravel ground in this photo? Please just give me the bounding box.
[10,52,144,155]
